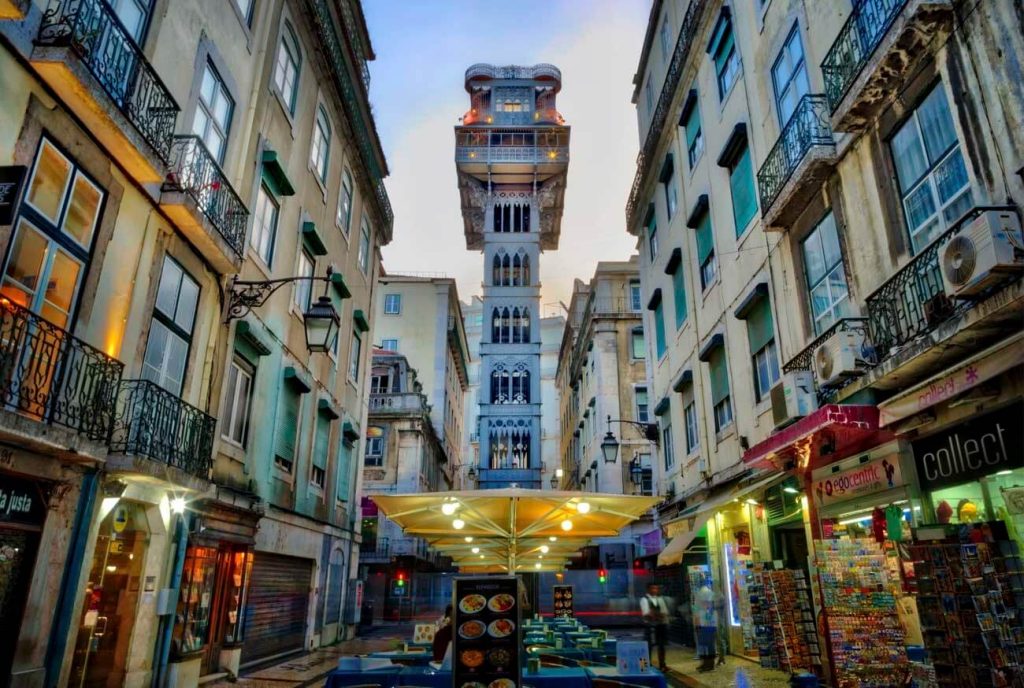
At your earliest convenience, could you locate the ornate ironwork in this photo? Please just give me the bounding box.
[757,94,834,215]
[822,0,909,113]
[0,298,123,441]
[225,269,333,322]
[865,205,1022,358]
[465,64,562,82]
[305,0,392,232]
[163,136,248,257]
[782,317,871,374]
[110,379,215,479]
[334,0,371,92]
[37,0,179,162]
[625,0,708,228]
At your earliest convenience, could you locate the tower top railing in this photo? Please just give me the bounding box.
[464,63,562,88]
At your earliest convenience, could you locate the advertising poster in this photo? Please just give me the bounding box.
[453,576,521,688]
[552,585,573,618]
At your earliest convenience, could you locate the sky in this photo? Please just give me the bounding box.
[363,0,649,316]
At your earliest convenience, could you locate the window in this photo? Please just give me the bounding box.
[635,386,649,423]
[233,0,254,25]
[695,211,717,290]
[111,0,150,42]
[250,184,278,265]
[274,381,301,473]
[631,327,645,359]
[653,299,666,359]
[728,142,757,236]
[381,338,398,352]
[349,331,361,381]
[683,95,704,168]
[659,17,671,58]
[358,216,371,274]
[662,424,674,470]
[661,159,678,219]
[684,402,699,453]
[370,371,391,393]
[274,22,301,114]
[221,356,254,446]
[670,262,687,329]
[192,62,233,164]
[311,106,331,182]
[771,26,810,126]
[644,78,654,115]
[801,212,851,334]
[891,84,973,253]
[364,436,384,466]
[311,465,325,488]
[383,294,401,314]
[142,257,200,396]
[490,307,530,344]
[491,364,530,404]
[647,214,658,260]
[337,169,353,232]
[312,413,331,489]
[637,453,653,496]
[493,202,530,233]
[629,280,642,311]
[744,299,780,402]
[710,15,740,99]
[294,248,314,310]
[707,346,733,433]
[1,138,101,329]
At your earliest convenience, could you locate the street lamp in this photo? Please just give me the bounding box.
[629,454,644,486]
[601,415,660,465]
[224,266,342,354]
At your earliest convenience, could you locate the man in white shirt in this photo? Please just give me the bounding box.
[639,582,669,670]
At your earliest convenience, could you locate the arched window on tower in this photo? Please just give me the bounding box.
[521,253,530,285]
[491,364,530,404]
[502,253,511,285]
[492,253,502,286]
[488,423,531,469]
[511,252,522,286]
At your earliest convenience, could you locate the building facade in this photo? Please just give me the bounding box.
[630,0,1023,680]
[0,0,390,684]
[454,64,570,490]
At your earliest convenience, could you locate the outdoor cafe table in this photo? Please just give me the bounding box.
[585,666,667,688]
[326,665,590,688]
[366,649,435,666]
[325,664,404,688]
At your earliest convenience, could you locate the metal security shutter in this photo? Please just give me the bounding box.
[241,553,313,663]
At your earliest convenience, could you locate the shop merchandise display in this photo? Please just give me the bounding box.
[815,539,908,687]
[909,529,1024,688]
[745,562,820,673]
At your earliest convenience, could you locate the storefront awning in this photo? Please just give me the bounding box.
[657,472,781,566]
[878,331,1023,427]
[742,405,891,473]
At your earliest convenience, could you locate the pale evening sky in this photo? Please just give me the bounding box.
[363,0,649,316]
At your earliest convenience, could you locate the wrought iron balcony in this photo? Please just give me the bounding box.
[757,95,836,228]
[821,0,955,131]
[162,136,248,259]
[783,318,871,374]
[35,0,179,167]
[110,379,215,479]
[0,298,123,442]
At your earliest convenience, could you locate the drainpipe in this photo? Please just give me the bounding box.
[153,513,188,688]
[45,469,100,687]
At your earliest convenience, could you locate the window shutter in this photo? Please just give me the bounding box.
[276,385,301,462]
[336,441,353,503]
[313,414,330,469]
[746,299,775,355]
[654,301,666,358]
[729,146,756,234]
[708,348,730,405]
[672,265,687,327]
[696,213,714,263]
[685,107,701,148]
[713,23,734,70]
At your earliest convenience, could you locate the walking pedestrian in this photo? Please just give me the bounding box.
[693,580,718,672]
[640,582,669,671]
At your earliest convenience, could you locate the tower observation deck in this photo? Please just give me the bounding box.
[454,63,570,489]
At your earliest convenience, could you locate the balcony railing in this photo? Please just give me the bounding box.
[625,0,707,227]
[757,95,834,216]
[822,0,911,113]
[163,136,248,257]
[369,392,424,412]
[110,379,215,479]
[456,146,568,165]
[37,0,179,162]
[0,299,123,441]
[783,318,872,374]
[865,205,1021,358]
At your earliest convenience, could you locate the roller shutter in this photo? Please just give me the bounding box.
[241,553,313,663]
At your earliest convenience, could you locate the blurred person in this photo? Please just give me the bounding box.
[640,582,669,670]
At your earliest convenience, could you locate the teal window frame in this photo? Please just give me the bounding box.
[653,301,666,359]
[728,143,757,236]
[671,263,687,329]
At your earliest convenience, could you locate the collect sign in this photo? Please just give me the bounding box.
[911,402,1022,492]
[812,455,904,508]
[0,166,27,225]
[452,576,521,688]
[0,474,47,527]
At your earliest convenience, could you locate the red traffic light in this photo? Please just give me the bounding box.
[397,571,406,586]
[598,568,607,583]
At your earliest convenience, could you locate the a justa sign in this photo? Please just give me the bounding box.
[0,473,47,527]
[912,402,1023,492]
[0,166,27,225]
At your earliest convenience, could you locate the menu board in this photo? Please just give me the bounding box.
[553,585,574,618]
[453,576,521,688]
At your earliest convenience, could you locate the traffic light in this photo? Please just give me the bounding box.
[598,568,607,584]
[396,571,406,588]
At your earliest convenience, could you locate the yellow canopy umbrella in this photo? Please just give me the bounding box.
[370,488,661,572]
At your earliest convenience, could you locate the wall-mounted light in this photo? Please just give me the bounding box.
[170,497,187,515]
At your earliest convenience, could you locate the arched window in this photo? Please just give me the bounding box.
[491,367,510,403]
[511,253,522,286]
[492,253,502,286]
[491,364,530,404]
[501,253,511,285]
[488,423,531,468]
[521,254,530,285]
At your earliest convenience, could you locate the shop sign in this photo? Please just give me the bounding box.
[452,576,520,688]
[553,584,573,618]
[911,402,1023,492]
[813,456,904,507]
[0,166,27,225]
[0,474,47,527]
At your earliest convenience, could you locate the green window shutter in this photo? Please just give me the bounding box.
[729,146,757,235]
[654,301,666,358]
[746,299,775,355]
[336,441,353,502]
[275,385,301,463]
[672,265,687,328]
[313,414,330,469]
[708,348,730,404]
[696,213,714,263]
[713,24,734,72]
[685,106,701,148]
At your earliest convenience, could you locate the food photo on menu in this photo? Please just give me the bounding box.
[452,578,521,688]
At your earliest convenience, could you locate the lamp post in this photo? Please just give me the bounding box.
[600,415,659,464]
[224,266,341,354]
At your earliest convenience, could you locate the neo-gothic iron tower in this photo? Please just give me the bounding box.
[455,64,569,490]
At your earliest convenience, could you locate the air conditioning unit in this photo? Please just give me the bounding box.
[940,209,1024,297]
[770,370,817,428]
[813,330,865,386]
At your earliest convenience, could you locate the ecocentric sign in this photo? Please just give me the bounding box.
[813,455,904,508]
[912,402,1022,492]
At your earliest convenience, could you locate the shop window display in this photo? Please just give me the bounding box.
[174,545,218,655]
